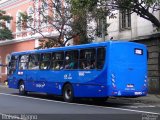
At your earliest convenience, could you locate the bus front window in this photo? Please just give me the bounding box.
[8,55,18,75]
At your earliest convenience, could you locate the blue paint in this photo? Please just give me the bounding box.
[7,41,148,98]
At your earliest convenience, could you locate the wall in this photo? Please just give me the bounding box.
[133,38,160,93]
[0,39,35,82]
[106,11,160,41]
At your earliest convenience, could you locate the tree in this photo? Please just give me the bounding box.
[71,0,113,41]
[19,0,74,48]
[19,0,113,48]
[109,0,160,29]
[0,10,13,40]
[19,0,95,49]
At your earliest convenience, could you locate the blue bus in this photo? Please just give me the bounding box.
[7,41,148,102]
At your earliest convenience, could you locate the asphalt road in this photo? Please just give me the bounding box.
[0,86,159,120]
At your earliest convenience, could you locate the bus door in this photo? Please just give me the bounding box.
[35,53,52,93]
[25,54,40,91]
[8,55,18,88]
[38,52,66,94]
[37,70,50,93]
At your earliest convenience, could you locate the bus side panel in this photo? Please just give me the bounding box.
[8,70,25,89]
[38,70,62,95]
[41,70,108,97]
[8,76,18,89]
[73,84,108,97]
[73,70,108,97]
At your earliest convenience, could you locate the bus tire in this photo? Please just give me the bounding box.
[19,81,27,95]
[63,84,74,102]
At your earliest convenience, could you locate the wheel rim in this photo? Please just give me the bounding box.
[20,84,24,93]
[65,88,71,100]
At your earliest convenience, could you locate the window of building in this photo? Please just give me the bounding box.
[6,54,11,65]
[119,10,131,30]
[64,50,78,70]
[51,52,64,70]
[19,55,29,70]
[40,53,51,70]
[5,14,11,30]
[79,48,96,70]
[27,7,34,30]
[5,54,11,74]
[96,18,106,37]
[42,1,48,11]
[52,0,60,20]
[0,56,1,78]
[16,11,22,32]
[97,47,105,69]
[28,54,40,70]
[34,0,39,28]
[40,0,49,26]
[6,20,11,30]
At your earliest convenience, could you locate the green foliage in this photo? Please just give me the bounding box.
[144,0,159,5]
[0,28,13,40]
[19,0,111,48]
[71,0,111,43]
[0,10,13,40]
[71,0,109,19]
[71,0,98,13]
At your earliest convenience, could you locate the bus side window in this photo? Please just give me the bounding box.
[79,48,96,70]
[64,50,78,70]
[40,53,51,70]
[8,55,18,75]
[19,55,29,70]
[51,52,64,70]
[97,47,105,69]
[28,54,40,70]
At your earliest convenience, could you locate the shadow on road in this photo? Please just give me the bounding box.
[12,92,137,108]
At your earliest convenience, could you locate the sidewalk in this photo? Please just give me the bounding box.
[109,94,160,104]
[0,81,8,87]
[133,94,160,104]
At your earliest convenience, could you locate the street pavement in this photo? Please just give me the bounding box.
[0,85,159,120]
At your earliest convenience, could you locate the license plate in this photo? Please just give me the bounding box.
[135,92,142,95]
[127,84,134,88]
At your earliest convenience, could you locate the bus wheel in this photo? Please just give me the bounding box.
[19,81,27,95]
[63,84,74,102]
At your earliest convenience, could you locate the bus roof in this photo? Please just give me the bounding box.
[10,41,145,55]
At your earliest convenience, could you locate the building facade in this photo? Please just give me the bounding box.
[0,0,59,82]
[105,10,160,93]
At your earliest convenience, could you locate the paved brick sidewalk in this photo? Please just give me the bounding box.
[108,94,160,104]
[135,94,160,104]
